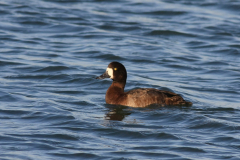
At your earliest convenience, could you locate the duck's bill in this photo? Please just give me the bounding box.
[96,71,110,79]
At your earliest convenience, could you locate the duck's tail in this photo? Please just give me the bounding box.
[178,100,192,106]
[166,95,192,106]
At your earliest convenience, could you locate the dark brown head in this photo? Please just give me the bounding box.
[96,62,127,84]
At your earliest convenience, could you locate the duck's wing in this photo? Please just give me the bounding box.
[125,88,191,107]
[158,90,192,106]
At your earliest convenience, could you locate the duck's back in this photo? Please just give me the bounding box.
[124,88,191,107]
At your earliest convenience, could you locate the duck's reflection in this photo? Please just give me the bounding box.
[105,105,132,121]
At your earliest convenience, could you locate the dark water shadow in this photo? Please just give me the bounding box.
[104,105,132,121]
[104,103,193,121]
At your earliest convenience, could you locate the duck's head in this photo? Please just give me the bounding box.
[96,62,127,83]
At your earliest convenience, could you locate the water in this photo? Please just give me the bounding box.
[0,0,240,159]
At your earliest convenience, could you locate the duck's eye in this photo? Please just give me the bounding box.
[114,68,117,71]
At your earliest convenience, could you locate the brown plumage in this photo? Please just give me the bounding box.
[97,62,192,108]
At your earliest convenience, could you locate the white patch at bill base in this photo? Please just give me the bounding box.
[106,67,113,79]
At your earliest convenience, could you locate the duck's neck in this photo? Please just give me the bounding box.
[105,81,125,104]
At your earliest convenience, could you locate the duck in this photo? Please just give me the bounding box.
[96,62,192,107]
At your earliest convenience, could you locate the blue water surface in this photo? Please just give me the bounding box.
[0,0,240,159]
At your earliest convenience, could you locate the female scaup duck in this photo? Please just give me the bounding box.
[97,62,192,107]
